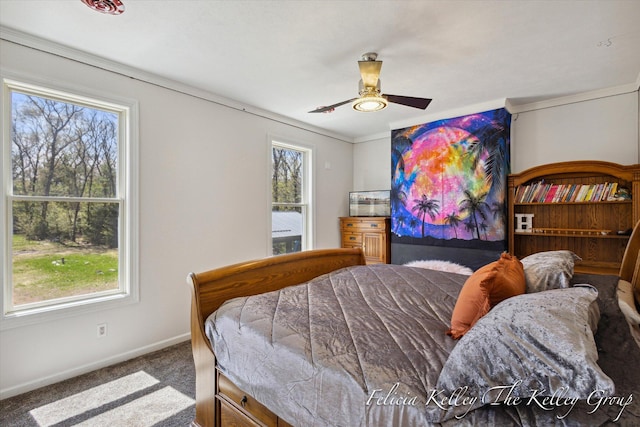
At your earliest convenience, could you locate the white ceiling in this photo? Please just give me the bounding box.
[1,0,639,142]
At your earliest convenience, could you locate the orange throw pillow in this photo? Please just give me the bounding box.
[447,253,525,339]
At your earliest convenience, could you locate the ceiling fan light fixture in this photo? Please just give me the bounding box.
[352,95,388,112]
[308,52,432,114]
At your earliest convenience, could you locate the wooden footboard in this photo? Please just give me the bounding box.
[187,248,365,427]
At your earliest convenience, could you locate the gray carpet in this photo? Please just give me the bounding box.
[0,340,195,427]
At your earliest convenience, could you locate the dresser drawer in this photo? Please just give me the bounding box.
[358,219,386,230]
[218,373,277,426]
[342,233,362,246]
[341,219,363,230]
[341,218,386,232]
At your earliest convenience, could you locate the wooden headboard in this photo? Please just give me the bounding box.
[186,248,366,427]
[620,220,640,306]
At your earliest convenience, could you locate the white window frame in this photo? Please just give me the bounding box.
[0,75,139,329]
[269,138,313,255]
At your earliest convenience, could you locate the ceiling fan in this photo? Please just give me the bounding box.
[309,52,432,113]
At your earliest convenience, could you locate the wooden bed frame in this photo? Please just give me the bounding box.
[187,223,640,427]
[187,248,366,427]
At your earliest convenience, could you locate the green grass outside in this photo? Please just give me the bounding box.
[12,235,118,305]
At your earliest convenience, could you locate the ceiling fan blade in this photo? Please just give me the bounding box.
[308,98,357,113]
[384,94,432,110]
[358,60,382,88]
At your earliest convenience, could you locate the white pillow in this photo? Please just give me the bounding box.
[520,250,581,293]
[403,259,473,275]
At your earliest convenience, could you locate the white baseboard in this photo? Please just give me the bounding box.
[0,333,191,400]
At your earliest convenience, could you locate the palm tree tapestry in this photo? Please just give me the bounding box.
[390,108,511,269]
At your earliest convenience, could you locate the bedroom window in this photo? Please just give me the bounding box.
[1,78,138,327]
[271,141,312,255]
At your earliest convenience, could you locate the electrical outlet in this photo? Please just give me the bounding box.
[97,323,107,338]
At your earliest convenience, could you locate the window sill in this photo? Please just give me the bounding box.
[1,291,139,330]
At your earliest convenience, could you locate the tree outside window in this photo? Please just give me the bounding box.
[271,142,311,255]
[3,81,136,319]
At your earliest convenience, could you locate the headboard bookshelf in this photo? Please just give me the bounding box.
[508,161,640,275]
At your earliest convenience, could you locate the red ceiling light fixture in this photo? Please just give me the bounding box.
[81,0,125,15]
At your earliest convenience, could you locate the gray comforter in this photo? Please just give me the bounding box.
[205,265,640,426]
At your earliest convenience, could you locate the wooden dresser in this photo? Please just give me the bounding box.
[339,217,391,264]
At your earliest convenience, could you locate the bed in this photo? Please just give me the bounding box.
[187,222,640,427]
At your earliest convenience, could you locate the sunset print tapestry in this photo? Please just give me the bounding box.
[391,108,511,258]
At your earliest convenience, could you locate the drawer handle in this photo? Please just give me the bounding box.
[241,395,247,408]
[349,236,356,240]
[370,224,378,228]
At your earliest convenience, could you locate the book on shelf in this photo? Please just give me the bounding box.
[564,184,577,202]
[529,181,545,202]
[515,184,526,202]
[594,183,605,201]
[605,182,618,201]
[602,182,612,200]
[514,185,525,203]
[574,185,589,202]
[535,183,549,203]
[556,185,570,202]
[604,183,614,200]
[590,184,600,202]
[514,181,628,203]
[544,184,558,203]
[519,182,534,202]
[569,184,581,202]
[584,184,595,201]
[524,183,535,202]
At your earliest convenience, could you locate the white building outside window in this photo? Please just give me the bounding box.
[271,140,312,255]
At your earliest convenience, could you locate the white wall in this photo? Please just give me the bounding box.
[353,136,390,191]
[0,40,353,397]
[354,90,640,188]
[511,91,639,172]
